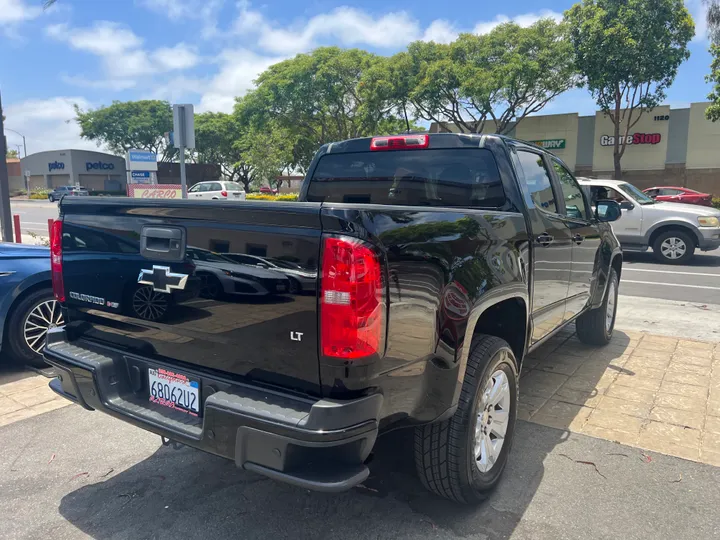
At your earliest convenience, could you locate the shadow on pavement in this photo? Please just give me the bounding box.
[54,329,633,539]
[623,250,720,267]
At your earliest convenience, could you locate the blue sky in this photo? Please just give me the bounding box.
[0,0,715,154]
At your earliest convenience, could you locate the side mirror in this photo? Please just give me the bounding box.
[596,200,622,222]
[620,200,635,211]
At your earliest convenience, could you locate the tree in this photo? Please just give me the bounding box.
[194,111,256,190]
[393,19,576,134]
[704,0,720,43]
[707,45,720,121]
[237,47,411,171]
[74,100,175,161]
[566,0,694,178]
[6,149,18,159]
[241,124,294,190]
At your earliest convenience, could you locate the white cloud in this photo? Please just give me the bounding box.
[198,49,286,113]
[421,20,458,44]
[152,44,200,71]
[2,97,104,153]
[0,0,42,25]
[139,0,224,38]
[685,0,709,42]
[473,10,562,35]
[46,21,143,56]
[234,4,421,54]
[60,74,137,91]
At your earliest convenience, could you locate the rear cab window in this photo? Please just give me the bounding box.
[306,148,506,208]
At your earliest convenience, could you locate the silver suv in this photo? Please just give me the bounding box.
[579,178,720,264]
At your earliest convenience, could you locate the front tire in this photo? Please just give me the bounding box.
[576,267,619,346]
[48,195,54,202]
[652,229,695,264]
[6,288,63,368]
[414,335,518,504]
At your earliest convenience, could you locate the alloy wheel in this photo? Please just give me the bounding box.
[474,365,511,473]
[660,237,687,260]
[605,279,617,333]
[132,286,169,321]
[24,299,64,354]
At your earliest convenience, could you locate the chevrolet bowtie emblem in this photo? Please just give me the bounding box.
[138,265,188,294]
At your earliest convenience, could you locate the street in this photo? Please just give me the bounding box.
[10,200,56,237]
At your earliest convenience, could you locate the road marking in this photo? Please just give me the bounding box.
[622,280,720,291]
[624,268,720,278]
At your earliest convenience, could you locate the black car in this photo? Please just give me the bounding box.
[44,133,622,503]
[48,185,89,202]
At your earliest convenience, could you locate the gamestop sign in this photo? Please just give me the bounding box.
[600,133,662,146]
[127,184,181,199]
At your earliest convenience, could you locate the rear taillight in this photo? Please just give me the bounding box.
[370,134,429,151]
[50,220,65,302]
[320,236,385,359]
[221,190,228,197]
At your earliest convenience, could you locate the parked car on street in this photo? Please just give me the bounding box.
[44,133,623,504]
[581,178,720,264]
[0,244,60,368]
[187,181,246,200]
[222,253,316,293]
[258,186,278,195]
[643,186,713,207]
[48,186,89,202]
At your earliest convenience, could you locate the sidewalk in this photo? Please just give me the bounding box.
[0,371,70,428]
[522,327,720,466]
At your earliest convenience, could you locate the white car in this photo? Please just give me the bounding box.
[579,178,720,264]
[223,253,317,293]
[187,181,246,200]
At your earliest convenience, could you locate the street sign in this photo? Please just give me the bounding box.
[131,171,152,184]
[172,104,195,149]
[126,149,158,172]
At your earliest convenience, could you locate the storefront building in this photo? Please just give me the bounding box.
[430,101,720,195]
[20,149,127,193]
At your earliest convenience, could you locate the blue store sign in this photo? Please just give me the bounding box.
[86,161,115,171]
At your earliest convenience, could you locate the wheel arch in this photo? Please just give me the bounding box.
[1,279,53,349]
[646,221,702,248]
[452,285,528,407]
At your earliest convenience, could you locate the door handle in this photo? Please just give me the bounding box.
[140,226,185,261]
[536,233,554,247]
[572,234,584,245]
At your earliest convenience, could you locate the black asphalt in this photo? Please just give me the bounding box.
[1,404,719,540]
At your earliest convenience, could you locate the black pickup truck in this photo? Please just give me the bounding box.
[44,133,623,504]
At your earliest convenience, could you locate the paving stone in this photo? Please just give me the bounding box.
[667,362,712,377]
[613,374,662,393]
[0,375,49,396]
[709,401,720,418]
[677,340,715,351]
[520,370,568,399]
[586,408,644,433]
[648,407,704,430]
[0,396,25,416]
[705,415,720,434]
[663,370,710,388]
[671,354,713,368]
[552,384,603,408]
[655,392,707,412]
[621,364,666,381]
[660,381,709,400]
[530,400,592,431]
[596,395,652,418]
[604,384,656,405]
[639,420,701,448]
[625,356,671,371]
[702,431,720,453]
[638,438,700,462]
[581,424,639,446]
[517,394,548,418]
[8,385,60,408]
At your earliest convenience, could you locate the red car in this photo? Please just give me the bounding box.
[643,186,713,206]
[258,186,278,195]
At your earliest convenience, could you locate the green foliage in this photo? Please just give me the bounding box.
[74,100,175,161]
[707,44,720,122]
[241,125,295,189]
[712,197,720,209]
[194,112,254,190]
[393,19,576,134]
[6,149,18,159]
[379,217,481,245]
[236,47,411,171]
[705,0,720,43]
[246,193,299,201]
[565,0,694,177]
[29,193,48,200]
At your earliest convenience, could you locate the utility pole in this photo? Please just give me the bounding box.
[5,127,27,157]
[173,104,195,199]
[0,91,14,242]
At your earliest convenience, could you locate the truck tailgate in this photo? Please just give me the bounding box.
[59,199,322,396]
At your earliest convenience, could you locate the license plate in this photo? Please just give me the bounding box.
[148,367,200,416]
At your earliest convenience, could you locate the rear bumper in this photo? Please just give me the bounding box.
[44,328,381,492]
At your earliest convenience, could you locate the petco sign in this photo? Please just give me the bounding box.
[86,161,115,171]
[600,133,662,146]
[48,161,65,172]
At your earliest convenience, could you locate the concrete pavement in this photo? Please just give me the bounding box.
[10,200,57,237]
[1,405,719,540]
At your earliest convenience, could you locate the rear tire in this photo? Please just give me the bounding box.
[652,229,695,264]
[48,195,54,202]
[6,288,62,368]
[414,335,518,504]
[576,268,619,346]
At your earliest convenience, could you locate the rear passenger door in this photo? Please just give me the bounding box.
[550,158,600,321]
[514,149,573,343]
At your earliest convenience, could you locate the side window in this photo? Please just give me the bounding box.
[211,183,223,191]
[198,184,212,192]
[188,184,200,193]
[660,188,681,196]
[552,160,587,220]
[516,151,557,214]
